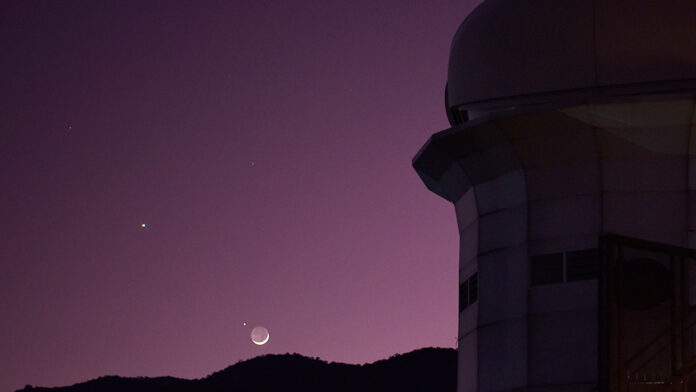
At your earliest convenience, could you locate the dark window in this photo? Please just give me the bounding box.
[531,253,563,285]
[459,273,478,312]
[566,249,599,281]
[459,280,469,312]
[468,273,478,304]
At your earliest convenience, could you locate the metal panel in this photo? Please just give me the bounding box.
[459,222,478,271]
[477,317,528,391]
[473,170,526,215]
[603,192,687,245]
[458,330,478,392]
[528,196,600,240]
[477,245,528,325]
[477,204,527,253]
[529,309,597,386]
[455,188,478,233]
[525,161,600,201]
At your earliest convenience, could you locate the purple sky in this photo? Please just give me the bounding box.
[1,1,480,390]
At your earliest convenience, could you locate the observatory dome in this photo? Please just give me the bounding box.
[447,0,696,114]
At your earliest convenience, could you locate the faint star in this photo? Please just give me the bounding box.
[251,162,255,166]
[243,322,247,326]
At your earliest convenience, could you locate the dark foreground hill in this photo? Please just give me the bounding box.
[19,347,456,392]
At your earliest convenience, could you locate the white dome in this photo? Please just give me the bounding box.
[447,0,696,112]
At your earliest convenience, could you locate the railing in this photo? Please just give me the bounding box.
[600,234,696,392]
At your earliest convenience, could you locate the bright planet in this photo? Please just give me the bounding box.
[250,326,269,345]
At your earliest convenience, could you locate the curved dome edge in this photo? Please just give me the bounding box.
[447,0,696,111]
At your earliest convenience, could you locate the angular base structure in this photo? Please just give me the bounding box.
[415,100,696,392]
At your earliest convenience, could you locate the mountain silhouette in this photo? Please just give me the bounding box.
[18,347,456,392]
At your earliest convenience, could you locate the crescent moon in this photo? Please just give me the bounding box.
[253,334,269,345]
[250,326,270,345]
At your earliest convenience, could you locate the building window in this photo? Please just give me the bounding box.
[531,249,599,286]
[459,272,478,312]
[469,273,478,304]
[566,249,599,282]
[459,280,468,312]
[530,253,563,285]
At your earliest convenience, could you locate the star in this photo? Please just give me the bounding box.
[141,223,147,228]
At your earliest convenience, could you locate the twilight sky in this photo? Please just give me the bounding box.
[1,1,481,390]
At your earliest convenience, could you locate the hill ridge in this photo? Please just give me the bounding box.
[19,347,456,392]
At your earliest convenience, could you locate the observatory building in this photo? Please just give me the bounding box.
[413,1,696,391]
